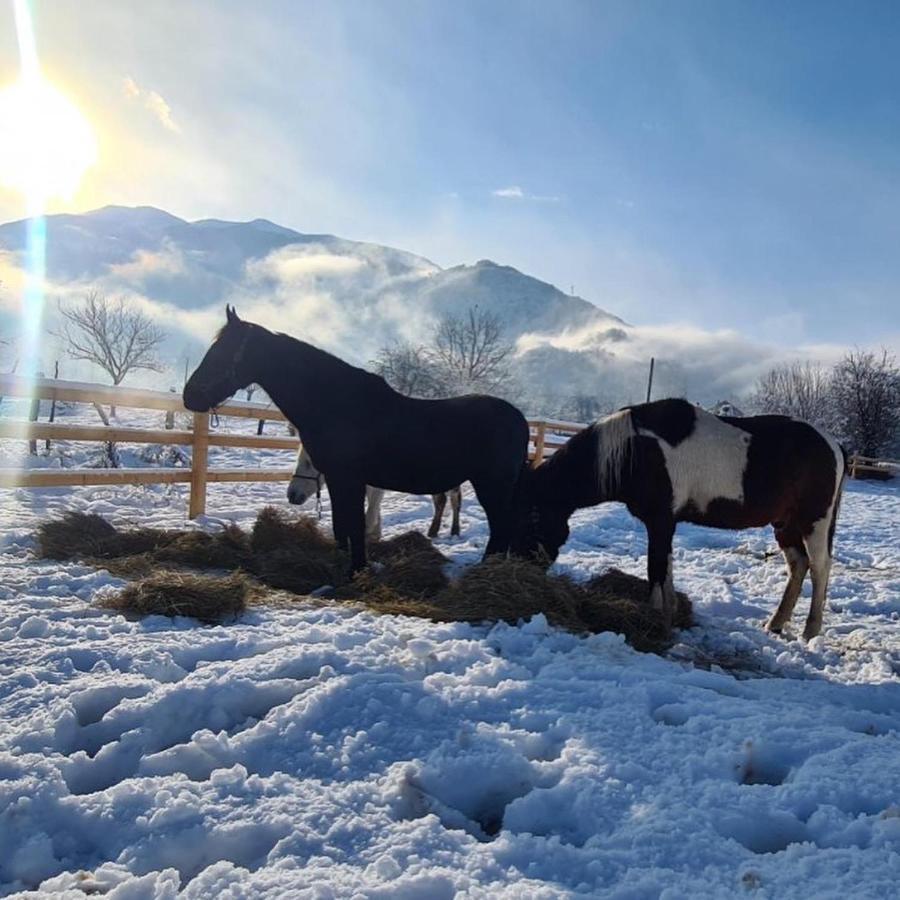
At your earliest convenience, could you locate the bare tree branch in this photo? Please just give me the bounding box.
[748,360,832,426]
[55,292,165,386]
[373,342,442,397]
[430,306,514,394]
[830,348,900,456]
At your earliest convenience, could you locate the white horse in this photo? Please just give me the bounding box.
[287,446,462,542]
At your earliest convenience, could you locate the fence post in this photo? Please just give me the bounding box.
[532,421,546,468]
[189,412,209,518]
[28,371,44,455]
[46,361,59,451]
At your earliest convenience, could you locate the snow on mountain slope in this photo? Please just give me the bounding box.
[0,207,632,401]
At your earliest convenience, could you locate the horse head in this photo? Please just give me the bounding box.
[183,306,254,412]
[510,465,570,566]
[287,446,321,506]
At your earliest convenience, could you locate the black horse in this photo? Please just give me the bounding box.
[513,398,846,639]
[184,307,529,571]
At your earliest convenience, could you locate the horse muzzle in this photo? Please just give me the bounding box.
[182,385,212,413]
[286,481,309,506]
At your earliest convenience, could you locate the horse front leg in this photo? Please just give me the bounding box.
[765,526,809,635]
[329,478,368,573]
[427,493,447,538]
[646,517,676,628]
[473,479,515,558]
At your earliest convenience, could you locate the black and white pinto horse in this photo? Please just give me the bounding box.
[287,445,463,541]
[184,307,528,572]
[513,398,846,639]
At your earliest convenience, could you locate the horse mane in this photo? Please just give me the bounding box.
[237,322,395,399]
[593,408,635,496]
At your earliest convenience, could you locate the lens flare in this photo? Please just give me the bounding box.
[2,0,97,404]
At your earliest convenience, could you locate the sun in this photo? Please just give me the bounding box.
[0,76,98,203]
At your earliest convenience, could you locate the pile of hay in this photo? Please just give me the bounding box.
[361,531,450,598]
[96,572,248,623]
[36,508,691,651]
[36,512,252,576]
[580,569,692,652]
[432,555,586,632]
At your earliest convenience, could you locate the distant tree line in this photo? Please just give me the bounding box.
[748,349,900,457]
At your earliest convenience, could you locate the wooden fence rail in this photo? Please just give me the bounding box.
[0,376,582,518]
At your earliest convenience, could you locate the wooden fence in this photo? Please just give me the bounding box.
[2,376,891,518]
[0,376,582,519]
[847,454,900,480]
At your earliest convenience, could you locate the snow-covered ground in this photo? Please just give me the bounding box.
[1,406,898,898]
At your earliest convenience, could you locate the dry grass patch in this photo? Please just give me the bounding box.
[97,572,248,623]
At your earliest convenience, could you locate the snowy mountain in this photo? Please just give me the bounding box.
[0,206,762,411]
[0,205,620,331]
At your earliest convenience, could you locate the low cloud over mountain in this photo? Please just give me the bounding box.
[0,206,852,412]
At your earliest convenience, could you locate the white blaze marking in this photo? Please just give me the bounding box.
[639,408,750,515]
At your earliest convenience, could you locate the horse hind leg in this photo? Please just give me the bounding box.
[428,492,447,538]
[801,515,834,641]
[450,486,462,536]
[765,527,809,635]
[365,487,384,542]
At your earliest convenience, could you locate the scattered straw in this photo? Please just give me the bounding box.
[97,572,248,623]
[37,509,691,652]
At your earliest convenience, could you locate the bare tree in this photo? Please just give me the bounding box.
[56,292,165,415]
[562,393,613,424]
[373,341,442,398]
[830,348,900,457]
[748,360,832,426]
[431,307,513,393]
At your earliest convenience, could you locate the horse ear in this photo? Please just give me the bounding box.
[226,305,240,324]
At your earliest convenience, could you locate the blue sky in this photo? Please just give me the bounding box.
[1,0,898,349]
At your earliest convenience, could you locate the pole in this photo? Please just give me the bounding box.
[645,357,655,403]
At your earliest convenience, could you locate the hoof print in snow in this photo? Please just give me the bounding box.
[736,740,791,787]
[393,757,540,842]
[718,811,807,854]
[651,702,692,727]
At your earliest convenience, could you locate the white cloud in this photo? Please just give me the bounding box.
[514,319,864,403]
[122,77,180,133]
[107,242,187,280]
[492,185,560,203]
[248,250,366,283]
